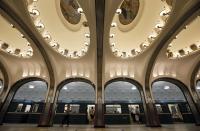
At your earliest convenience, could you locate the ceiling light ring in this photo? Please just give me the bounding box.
[27,0,90,59]
[109,0,172,59]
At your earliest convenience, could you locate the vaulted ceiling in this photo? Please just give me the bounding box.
[0,0,200,102]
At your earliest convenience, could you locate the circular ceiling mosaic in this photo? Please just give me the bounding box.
[119,0,140,25]
[60,0,81,25]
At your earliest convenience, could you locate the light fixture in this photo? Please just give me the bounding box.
[197,86,200,90]
[111,22,117,27]
[77,8,83,14]
[63,86,68,90]
[43,33,51,42]
[110,42,115,47]
[0,85,2,89]
[160,9,170,17]
[84,42,89,46]
[85,33,90,38]
[132,86,137,90]
[164,86,170,90]
[21,34,25,38]
[29,85,34,89]
[36,22,44,29]
[109,34,115,38]
[10,24,15,28]
[116,9,122,14]
[30,9,40,16]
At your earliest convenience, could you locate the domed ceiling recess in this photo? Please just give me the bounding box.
[0,14,33,58]
[109,0,172,58]
[166,15,200,59]
[27,0,90,59]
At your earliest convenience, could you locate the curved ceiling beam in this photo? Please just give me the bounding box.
[0,0,55,126]
[190,57,200,110]
[143,1,200,126]
[191,59,200,91]
[145,1,200,92]
[0,59,9,109]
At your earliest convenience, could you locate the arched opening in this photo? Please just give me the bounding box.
[0,80,3,95]
[54,79,95,125]
[152,80,195,124]
[104,78,145,125]
[0,78,47,124]
[196,80,200,98]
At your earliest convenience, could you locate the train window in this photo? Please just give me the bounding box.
[24,105,31,113]
[15,103,23,112]
[106,105,122,114]
[128,104,140,114]
[64,104,70,113]
[155,104,163,113]
[185,104,191,112]
[32,104,39,113]
[70,104,80,114]
[168,104,183,120]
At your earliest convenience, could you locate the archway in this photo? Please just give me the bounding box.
[0,77,47,125]
[196,80,200,98]
[152,78,199,125]
[104,78,145,125]
[53,78,95,125]
[0,80,3,95]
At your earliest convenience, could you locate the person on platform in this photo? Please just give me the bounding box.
[61,104,71,127]
[89,106,95,121]
[135,106,140,123]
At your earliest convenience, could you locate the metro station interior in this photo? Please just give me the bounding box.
[0,0,200,131]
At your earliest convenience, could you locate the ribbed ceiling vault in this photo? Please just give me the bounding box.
[0,0,200,126]
[0,0,55,126]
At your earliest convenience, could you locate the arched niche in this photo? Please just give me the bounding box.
[104,78,145,124]
[54,78,95,125]
[0,78,48,124]
[152,80,196,124]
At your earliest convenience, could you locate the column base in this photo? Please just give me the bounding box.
[94,125,105,128]
[195,123,200,126]
[38,124,53,127]
[146,124,161,127]
[94,103,105,128]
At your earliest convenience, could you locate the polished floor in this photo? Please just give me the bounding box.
[0,124,200,131]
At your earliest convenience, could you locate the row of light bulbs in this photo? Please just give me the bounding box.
[109,0,172,58]
[167,16,200,59]
[28,0,90,58]
[0,23,33,58]
[167,42,200,58]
